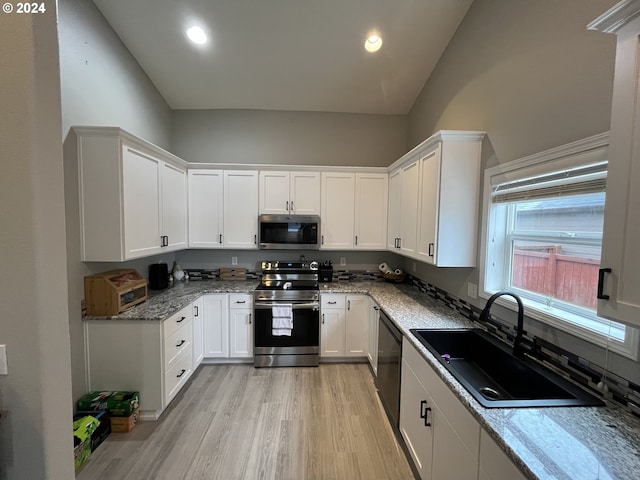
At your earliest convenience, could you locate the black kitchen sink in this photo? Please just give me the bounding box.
[411,329,604,408]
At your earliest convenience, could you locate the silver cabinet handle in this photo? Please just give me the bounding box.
[347,300,351,310]
[286,200,289,211]
[291,201,294,212]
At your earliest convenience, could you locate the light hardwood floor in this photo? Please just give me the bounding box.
[76,363,415,480]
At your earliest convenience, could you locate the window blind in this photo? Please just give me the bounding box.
[491,162,607,204]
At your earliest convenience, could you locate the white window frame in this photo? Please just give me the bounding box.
[479,132,639,360]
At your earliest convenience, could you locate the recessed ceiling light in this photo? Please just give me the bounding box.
[364,34,383,53]
[187,26,207,45]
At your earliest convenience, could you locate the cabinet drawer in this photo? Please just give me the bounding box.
[164,320,192,370]
[321,294,345,309]
[229,293,253,309]
[164,347,193,406]
[164,305,191,338]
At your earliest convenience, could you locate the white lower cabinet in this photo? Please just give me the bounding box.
[192,296,204,367]
[479,429,526,480]
[368,299,380,375]
[400,338,480,480]
[84,303,195,420]
[320,294,369,358]
[345,295,369,356]
[203,293,254,359]
[203,294,230,358]
[229,293,253,358]
[320,294,346,357]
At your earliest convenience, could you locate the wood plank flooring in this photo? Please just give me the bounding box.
[76,363,415,480]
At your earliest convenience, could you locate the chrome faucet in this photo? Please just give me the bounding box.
[479,291,533,358]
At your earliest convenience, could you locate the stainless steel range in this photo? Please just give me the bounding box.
[253,260,320,367]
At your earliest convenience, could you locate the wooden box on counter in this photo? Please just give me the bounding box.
[84,269,148,316]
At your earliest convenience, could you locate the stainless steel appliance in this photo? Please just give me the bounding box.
[376,309,402,428]
[258,214,320,250]
[253,260,320,367]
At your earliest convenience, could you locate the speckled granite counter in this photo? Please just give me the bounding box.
[83,280,260,321]
[85,279,640,479]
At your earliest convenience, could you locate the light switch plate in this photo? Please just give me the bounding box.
[231,256,238,266]
[0,345,7,375]
[340,257,346,266]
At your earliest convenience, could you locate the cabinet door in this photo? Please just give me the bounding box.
[224,170,259,248]
[596,14,640,326]
[229,308,253,358]
[416,147,440,264]
[430,401,478,480]
[368,300,380,375]
[122,145,162,258]
[400,358,433,480]
[399,157,420,257]
[161,162,188,251]
[259,171,290,214]
[290,171,320,215]
[203,294,229,358]
[479,429,526,480]
[387,168,402,250]
[188,169,223,248]
[345,295,369,356]
[355,173,388,250]
[321,172,355,249]
[192,297,204,367]
[321,308,345,357]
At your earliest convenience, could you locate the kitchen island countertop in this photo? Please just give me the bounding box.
[84,279,640,480]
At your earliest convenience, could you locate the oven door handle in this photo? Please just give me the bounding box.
[254,302,319,310]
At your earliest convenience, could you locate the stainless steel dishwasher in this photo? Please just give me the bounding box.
[376,309,402,428]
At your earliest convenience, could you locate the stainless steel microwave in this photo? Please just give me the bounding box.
[258,214,320,250]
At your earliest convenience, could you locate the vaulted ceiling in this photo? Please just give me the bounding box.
[93,0,473,115]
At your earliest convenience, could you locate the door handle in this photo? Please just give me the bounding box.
[286,200,289,212]
[322,313,325,324]
[428,243,434,257]
[597,268,612,300]
[194,305,199,316]
[291,201,294,212]
[420,400,431,427]
[249,313,252,324]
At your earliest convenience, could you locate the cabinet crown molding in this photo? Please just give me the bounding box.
[588,0,640,34]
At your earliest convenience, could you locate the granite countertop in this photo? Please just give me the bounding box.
[85,279,640,479]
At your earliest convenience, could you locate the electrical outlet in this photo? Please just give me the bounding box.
[340,257,346,266]
[467,282,478,299]
[0,345,7,375]
[231,256,238,266]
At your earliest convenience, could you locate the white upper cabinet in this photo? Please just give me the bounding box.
[161,162,188,251]
[387,157,420,257]
[354,173,388,250]
[321,171,388,250]
[321,172,356,249]
[72,127,188,261]
[388,130,484,266]
[416,135,482,267]
[223,170,259,249]
[259,170,320,215]
[188,169,224,248]
[590,2,640,327]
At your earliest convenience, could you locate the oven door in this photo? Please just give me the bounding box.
[253,301,320,366]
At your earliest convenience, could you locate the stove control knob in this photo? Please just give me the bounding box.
[283,282,292,290]
[310,261,319,270]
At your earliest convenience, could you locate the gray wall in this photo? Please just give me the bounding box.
[58,0,175,402]
[59,0,172,149]
[171,109,407,167]
[404,0,640,383]
[0,5,75,479]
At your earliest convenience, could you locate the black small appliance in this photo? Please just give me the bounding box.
[319,261,333,282]
[148,263,169,290]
